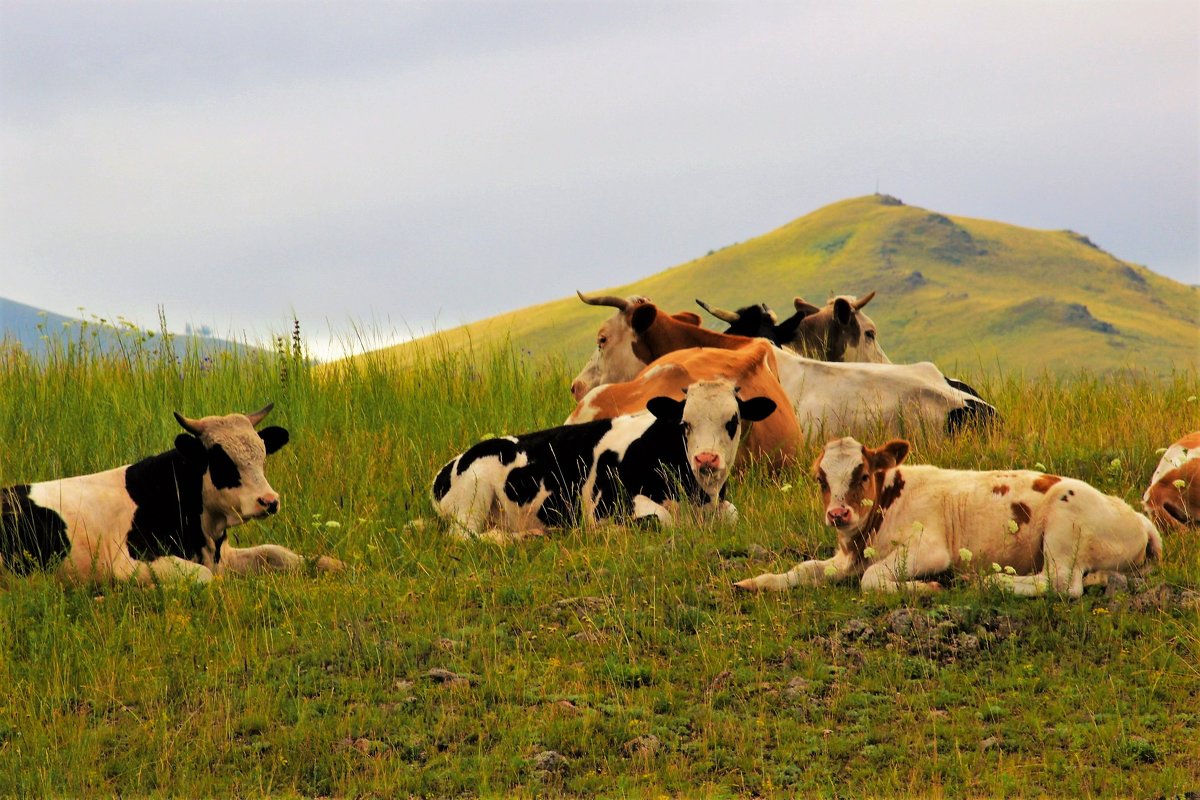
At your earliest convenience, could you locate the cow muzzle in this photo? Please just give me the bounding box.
[570,379,588,402]
[257,493,280,516]
[693,451,723,476]
[826,506,854,527]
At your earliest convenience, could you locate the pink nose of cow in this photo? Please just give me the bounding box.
[570,380,587,402]
[258,494,280,515]
[827,506,852,526]
[694,452,722,472]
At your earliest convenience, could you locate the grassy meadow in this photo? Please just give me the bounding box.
[0,328,1198,798]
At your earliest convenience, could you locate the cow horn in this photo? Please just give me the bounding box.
[695,299,741,323]
[173,411,204,436]
[853,291,877,310]
[245,402,275,426]
[576,290,628,310]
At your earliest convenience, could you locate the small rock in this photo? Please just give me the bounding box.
[435,637,459,651]
[784,676,810,700]
[746,544,772,561]
[426,668,471,686]
[531,749,568,773]
[707,669,732,694]
[1104,573,1129,597]
[571,629,608,644]
[980,736,1001,751]
[840,619,875,642]
[622,734,661,758]
[353,737,389,756]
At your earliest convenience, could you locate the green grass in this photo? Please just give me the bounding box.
[1,332,1198,797]
[360,194,1200,377]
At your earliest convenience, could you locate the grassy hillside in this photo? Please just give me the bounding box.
[368,195,1199,375]
[1,342,1197,797]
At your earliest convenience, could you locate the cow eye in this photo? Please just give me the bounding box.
[597,335,607,348]
[866,330,876,340]
[861,473,871,484]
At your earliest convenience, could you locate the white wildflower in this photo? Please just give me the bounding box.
[862,547,877,560]
[958,548,973,563]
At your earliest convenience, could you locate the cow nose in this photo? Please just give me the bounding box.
[694,452,721,470]
[258,494,280,515]
[570,380,586,401]
[827,506,852,526]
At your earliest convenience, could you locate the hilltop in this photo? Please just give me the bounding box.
[366,195,1198,375]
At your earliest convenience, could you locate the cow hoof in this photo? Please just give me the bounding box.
[313,555,346,573]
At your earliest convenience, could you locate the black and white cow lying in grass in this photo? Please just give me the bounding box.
[432,380,777,541]
[735,436,1161,597]
[0,404,343,585]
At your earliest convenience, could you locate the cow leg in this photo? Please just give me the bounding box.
[217,544,349,575]
[734,548,858,592]
[145,556,215,584]
[631,494,674,526]
[439,480,500,539]
[859,546,948,594]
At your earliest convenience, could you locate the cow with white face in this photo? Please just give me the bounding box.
[432,380,777,540]
[735,436,1161,597]
[0,404,343,585]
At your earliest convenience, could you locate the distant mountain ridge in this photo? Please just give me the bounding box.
[0,296,262,359]
[366,195,1199,375]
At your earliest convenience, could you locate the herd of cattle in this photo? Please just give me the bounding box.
[0,290,1196,599]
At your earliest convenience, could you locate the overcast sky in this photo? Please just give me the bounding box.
[2,0,1196,356]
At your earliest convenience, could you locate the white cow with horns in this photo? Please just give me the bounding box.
[0,404,343,585]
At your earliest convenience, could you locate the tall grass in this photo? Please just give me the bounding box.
[0,329,1197,797]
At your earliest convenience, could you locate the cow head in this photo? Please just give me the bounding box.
[173,403,290,527]
[814,436,909,531]
[789,292,890,363]
[570,292,665,401]
[645,380,777,497]
[695,299,781,340]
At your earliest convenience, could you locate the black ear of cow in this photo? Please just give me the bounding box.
[737,396,777,422]
[631,303,658,333]
[833,297,854,325]
[646,396,685,425]
[174,434,208,468]
[259,426,290,455]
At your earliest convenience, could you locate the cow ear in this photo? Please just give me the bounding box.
[670,311,702,327]
[630,303,658,333]
[833,297,854,325]
[645,395,685,424]
[259,426,290,455]
[174,433,208,467]
[869,439,909,471]
[737,396,777,423]
[793,297,821,316]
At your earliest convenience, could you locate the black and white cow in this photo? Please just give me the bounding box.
[432,380,777,540]
[0,404,343,585]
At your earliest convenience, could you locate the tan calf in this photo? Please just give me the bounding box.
[736,437,1161,597]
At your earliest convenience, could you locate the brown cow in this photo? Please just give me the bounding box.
[1143,431,1200,530]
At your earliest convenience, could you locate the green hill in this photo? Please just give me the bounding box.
[371,195,1199,375]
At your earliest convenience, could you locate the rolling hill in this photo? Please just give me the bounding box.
[366,195,1199,376]
[0,296,263,359]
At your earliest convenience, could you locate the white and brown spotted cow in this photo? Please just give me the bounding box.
[0,404,343,585]
[735,437,1161,597]
[1143,431,1200,530]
